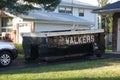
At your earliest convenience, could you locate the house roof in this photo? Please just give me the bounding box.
[93,1,120,13]
[19,11,94,26]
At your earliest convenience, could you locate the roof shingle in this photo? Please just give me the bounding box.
[19,11,93,26]
[93,1,120,13]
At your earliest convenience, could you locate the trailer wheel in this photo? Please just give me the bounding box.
[96,53,103,58]
[25,58,31,62]
[95,50,103,58]
[25,58,36,62]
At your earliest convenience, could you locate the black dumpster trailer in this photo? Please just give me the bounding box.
[22,29,105,61]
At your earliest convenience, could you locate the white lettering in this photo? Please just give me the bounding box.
[70,37,74,44]
[54,35,95,45]
[87,35,91,43]
[74,36,79,44]
[83,35,87,44]
[78,37,83,44]
[91,35,95,42]
[66,37,69,45]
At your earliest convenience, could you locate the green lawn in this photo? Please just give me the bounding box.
[0,58,120,80]
[15,44,24,59]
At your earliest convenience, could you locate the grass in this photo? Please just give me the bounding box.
[15,44,23,54]
[8,44,119,80]
[14,44,24,59]
[0,58,120,80]
[105,49,112,52]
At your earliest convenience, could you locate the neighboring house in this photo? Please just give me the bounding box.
[93,1,120,52]
[0,0,98,43]
[0,12,16,41]
[54,0,98,29]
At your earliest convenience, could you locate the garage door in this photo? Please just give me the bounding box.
[35,23,72,32]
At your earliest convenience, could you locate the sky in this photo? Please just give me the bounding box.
[76,0,118,6]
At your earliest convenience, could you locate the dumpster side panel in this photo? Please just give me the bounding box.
[38,43,93,58]
[23,32,105,60]
[22,37,47,60]
[37,34,95,58]
[22,37,32,59]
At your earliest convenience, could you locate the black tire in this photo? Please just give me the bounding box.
[96,53,103,58]
[95,50,103,58]
[25,58,36,62]
[0,51,12,67]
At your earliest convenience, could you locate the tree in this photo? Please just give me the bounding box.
[97,0,113,32]
[0,0,61,14]
[97,0,109,30]
[97,0,113,49]
[97,0,109,7]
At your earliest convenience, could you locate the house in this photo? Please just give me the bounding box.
[0,0,98,43]
[54,0,98,29]
[93,1,120,52]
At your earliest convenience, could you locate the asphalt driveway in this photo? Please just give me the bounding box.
[0,52,120,72]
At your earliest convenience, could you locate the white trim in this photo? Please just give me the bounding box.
[117,19,120,51]
[3,11,16,18]
[93,8,120,13]
[23,29,104,37]
[59,1,98,9]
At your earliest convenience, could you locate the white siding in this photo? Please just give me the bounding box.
[80,9,98,29]
[62,0,73,3]
[54,7,59,13]
[17,22,31,43]
[117,19,120,51]
[73,7,79,17]
[73,8,98,29]
[56,2,98,29]
[12,17,23,30]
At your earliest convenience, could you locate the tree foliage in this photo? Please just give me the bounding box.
[0,0,61,14]
[97,0,109,7]
[97,0,113,49]
[97,0,112,34]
